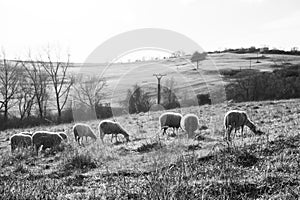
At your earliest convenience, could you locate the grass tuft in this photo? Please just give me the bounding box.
[63,148,98,171]
[136,141,164,153]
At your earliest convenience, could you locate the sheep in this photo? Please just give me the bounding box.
[57,132,68,141]
[224,110,262,142]
[181,114,199,138]
[73,123,97,145]
[32,131,63,154]
[98,120,130,143]
[10,132,32,152]
[159,112,183,135]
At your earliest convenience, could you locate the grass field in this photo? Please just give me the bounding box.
[1,98,300,199]
[69,53,300,106]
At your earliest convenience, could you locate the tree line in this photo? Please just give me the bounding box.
[0,50,110,130]
[0,49,213,131]
[225,65,300,102]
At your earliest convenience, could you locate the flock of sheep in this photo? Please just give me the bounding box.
[9,109,263,155]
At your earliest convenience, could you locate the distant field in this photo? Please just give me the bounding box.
[69,53,300,106]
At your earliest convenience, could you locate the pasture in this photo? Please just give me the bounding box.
[70,53,300,106]
[0,98,299,199]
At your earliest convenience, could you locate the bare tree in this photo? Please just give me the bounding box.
[72,74,107,110]
[17,73,35,120]
[0,53,21,121]
[38,50,74,122]
[21,59,49,119]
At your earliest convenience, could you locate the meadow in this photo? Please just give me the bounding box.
[69,52,300,106]
[0,98,299,199]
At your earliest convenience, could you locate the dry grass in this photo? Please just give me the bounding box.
[0,98,300,199]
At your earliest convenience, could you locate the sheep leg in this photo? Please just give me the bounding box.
[35,145,40,156]
[233,128,237,140]
[77,136,80,145]
[162,127,168,135]
[81,137,85,147]
[227,126,234,141]
[241,125,244,138]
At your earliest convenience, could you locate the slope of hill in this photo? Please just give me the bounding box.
[69,53,300,106]
[0,98,299,199]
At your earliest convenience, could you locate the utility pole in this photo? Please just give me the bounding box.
[153,73,166,104]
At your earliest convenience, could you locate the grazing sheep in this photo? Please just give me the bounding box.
[57,132,68,141]
[10,132,32,152]
[32,131,63,154]
[181,114,199,138]
[159,112,183,135]
[21,132,33,136]
[224,110,261,142]
[99,120,130,143]
[73,123,97,145]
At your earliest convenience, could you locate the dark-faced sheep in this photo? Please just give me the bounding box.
[98,120,130,143]
[224,110,262,142]
[10,132,32,152]
[73,123,97,145]
[32,131,63,154]
[57,132,68,141]
[181,114,199,138]
[159,112,183,135]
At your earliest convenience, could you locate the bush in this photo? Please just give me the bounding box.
[0,115,51,130]
[63,149,98,171]
[95,104,113,119]
[220,69,241,77]
[196,93,211,105]
[225,65,300,102]
[220,69,259,78]
[122,84,152,114]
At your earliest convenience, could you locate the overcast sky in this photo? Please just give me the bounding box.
[1,0,300,62]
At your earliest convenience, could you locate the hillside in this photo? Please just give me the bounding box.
[0,98,300,199]
[69,53,300,106]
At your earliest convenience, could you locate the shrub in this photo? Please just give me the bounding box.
[63,149,98,171]
[225,64,300,102]
[196,93,211,105]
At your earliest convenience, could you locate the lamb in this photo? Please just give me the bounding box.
[181,114,199,138]
[98,120,130,143]
[224,110,262,142]
[10,132,32,152]
[159,112,183,135]
[32,131,63,154]
[73,123,97,145]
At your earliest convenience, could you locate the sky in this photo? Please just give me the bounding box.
[0,0,300,62]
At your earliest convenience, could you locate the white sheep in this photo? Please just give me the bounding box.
[73,123,97,145]
[159,112,183,135]
[224,110,261,142]
[98,120,130,143]
[181,114,199,138]
[10,132,32,152]
[32,131,63,154]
